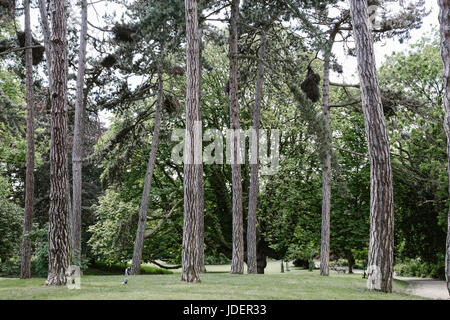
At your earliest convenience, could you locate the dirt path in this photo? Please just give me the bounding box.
[395,276,449,300]
[352,269,449,300]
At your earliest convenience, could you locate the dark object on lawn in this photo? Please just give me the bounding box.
[171,65,185,76]
[112,24,136,42]
[100,54,117,68]
[163,94,180,114]
[300,66,321,103]
[16,31,45,65]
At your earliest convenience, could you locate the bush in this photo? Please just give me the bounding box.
[32,239,48,277]
[204,253,231,265]
[394,258,445,279]
[0,259,20,277]
[86,261,172,275]
[292,258,309,269]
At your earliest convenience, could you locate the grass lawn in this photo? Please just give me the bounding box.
[0,261,423,300]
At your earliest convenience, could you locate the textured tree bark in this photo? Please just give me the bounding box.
[247,32,265,275]
[349,0,394,293]
[438,0,450,297]
[20,0,34,279]
[229,0,244,275]
[46,0,70,286]
[196,27,206,274]
[182,0,202,283]
[319,28,337,277]
[38,0,51,83]
[131,69,163,275]
[71,0,88,266]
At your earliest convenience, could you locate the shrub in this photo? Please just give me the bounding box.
[204,253,231,265]
[394,258,445,279]
[0,259,20,277]
[86,261,172,275]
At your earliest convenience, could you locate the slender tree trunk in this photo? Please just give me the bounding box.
[247,32,265,275]
[131,68,163,275]
[38,0,51,83]
[196,27,206,274]
[438,0,450,297]
[20,0,34,279]
[46,0,70,286]
[182,0,202,283]
[229,0,244,275]
[349,0,394,293]
[320,28,338,277]
[71,0,88,267]
[346,251,355,274]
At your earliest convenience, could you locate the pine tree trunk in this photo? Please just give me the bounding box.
[247,32,265,275]
[319,29,337,277]
[349,0,394,293]
[229,0,244,275]
[196,27,206,274]
[182,0,202,283]
[71,0,88,266]
[38,0,51,83]
[438,0,450,297]
[20,0,34,279]
[46,0,70,286]
[131,68,163,275]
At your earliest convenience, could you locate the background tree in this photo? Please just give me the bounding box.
[20,0,34,279]
[71,0,88,267]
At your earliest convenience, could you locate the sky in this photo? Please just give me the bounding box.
[26,0,440,127]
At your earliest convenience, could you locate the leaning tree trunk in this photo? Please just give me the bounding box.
[438,0,450,297]
[20,0,34,279]
[229,0,244,275]
[349,0,394,293]
[46,0,70,286]
[319,28,337,277]
[130,68,163,275]
[247,32,265,275]
[182,0,202,283]
[71,0,88,266]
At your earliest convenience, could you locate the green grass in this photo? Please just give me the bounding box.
[0,261,423,300]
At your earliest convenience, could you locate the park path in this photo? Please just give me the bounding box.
[352,269,448,300]
[395,276,449,300]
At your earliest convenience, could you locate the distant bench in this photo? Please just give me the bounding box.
[331,266,346,274]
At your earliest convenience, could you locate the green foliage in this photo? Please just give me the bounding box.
[87,189,138,264]
[394,257,445,279]
[0,176,23,263]
[0,259,20,277]
[86,261,172,275]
